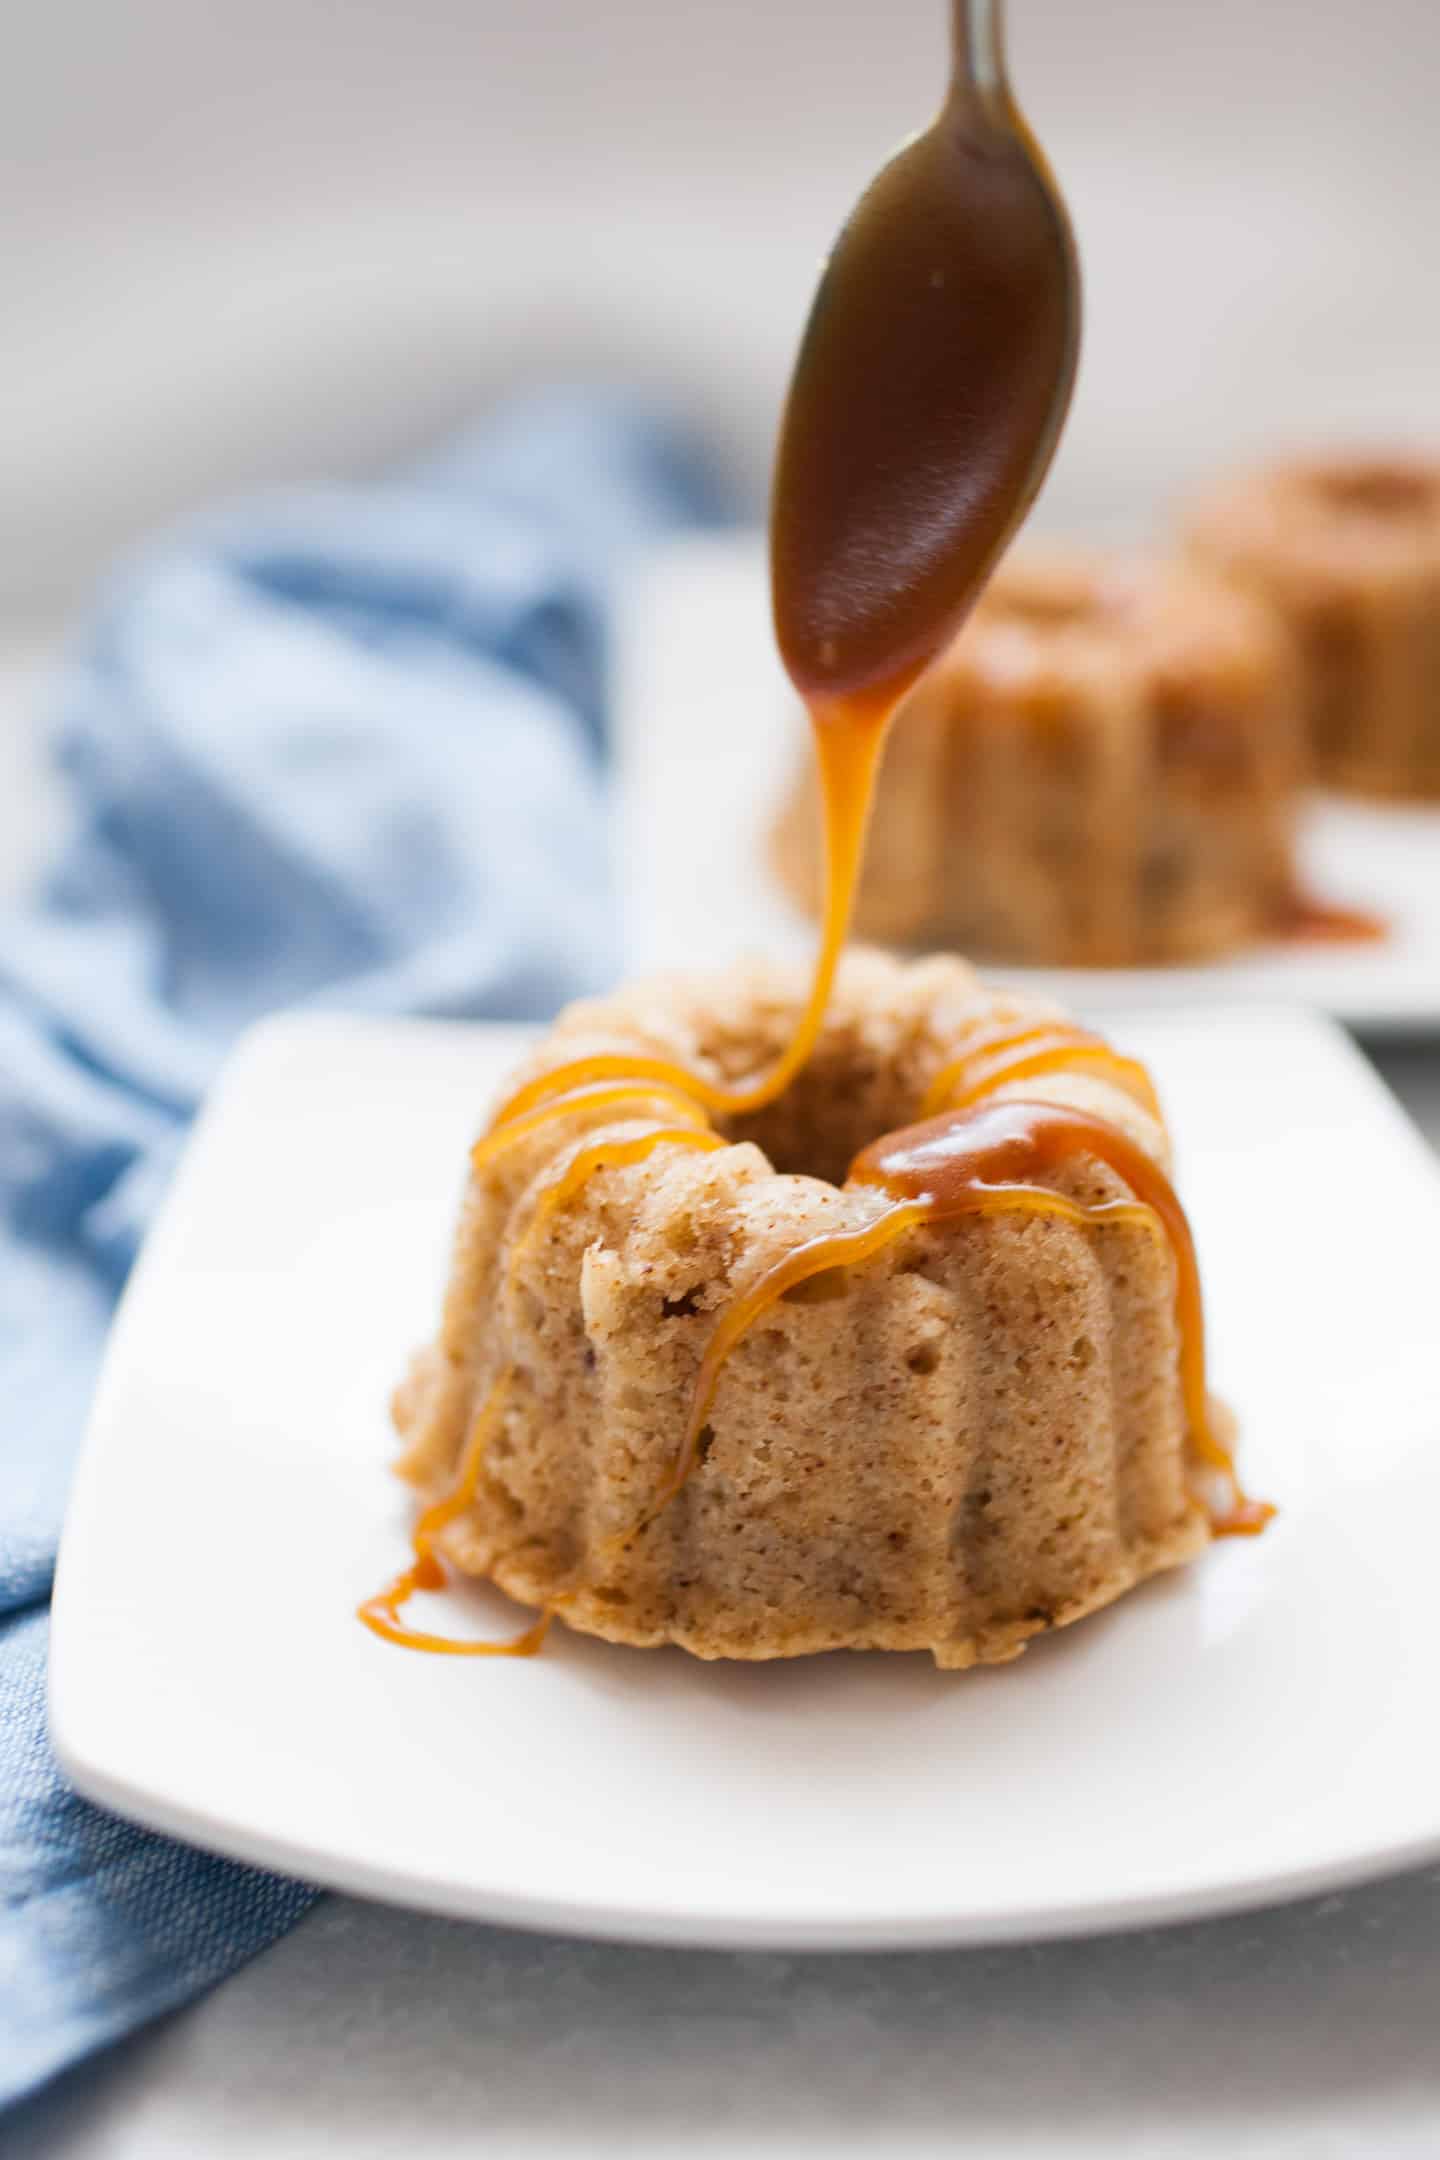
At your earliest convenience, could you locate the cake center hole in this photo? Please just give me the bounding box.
[719,1046,922,1189]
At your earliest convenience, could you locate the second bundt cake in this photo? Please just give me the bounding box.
[771,547,1305,966]
[389,951,1240,1669]
[1185,451,1440,800]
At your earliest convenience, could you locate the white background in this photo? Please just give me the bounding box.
[7,1,1440,2152]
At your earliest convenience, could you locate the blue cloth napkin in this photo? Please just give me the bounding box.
[0,389,722,2109]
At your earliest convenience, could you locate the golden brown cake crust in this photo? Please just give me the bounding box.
[772,545,1304,965]
[1186,453,1440,800]
[394,952,1210,1668]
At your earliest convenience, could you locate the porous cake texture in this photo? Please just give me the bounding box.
[395,953,1211,1667]
[772,548,1303,965]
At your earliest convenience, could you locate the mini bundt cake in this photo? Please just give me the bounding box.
[1185,452,1440,800]
[389,950,1239,1669]
[771,547,1305,966]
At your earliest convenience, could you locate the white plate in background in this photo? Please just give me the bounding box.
[50,1004,1440,1947]
[615,533,1440,1035]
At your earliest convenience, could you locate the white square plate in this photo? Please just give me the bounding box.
[51,1005,1440,1949]
[615,534,1440,1035]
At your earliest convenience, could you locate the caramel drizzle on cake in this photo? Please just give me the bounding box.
[358,1123,726,1655]
[643,1098,1271,1550]
[484,715,894,1136]
[919,1017,1163,1122]
[358,1377,553,1657]
[360,1015,1271,1654]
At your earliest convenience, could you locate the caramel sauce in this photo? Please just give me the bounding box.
[471,1079,710,1170]
[1271,889,1387,947]
[487,711,892,1133]
[919,1019,1164,1123]
[628,1100,1271,1549]
[358,1378,552,1655]
[359,1126,725,1653]
[769,105,1078,714]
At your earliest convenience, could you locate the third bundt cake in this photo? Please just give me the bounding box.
[771,547,1305,966]
[388,951,1252,1668]
[1185,451,1440,800]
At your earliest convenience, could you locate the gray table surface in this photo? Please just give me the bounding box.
[6,650,1440,2158]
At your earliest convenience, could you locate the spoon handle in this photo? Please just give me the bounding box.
[950,0,1010,116]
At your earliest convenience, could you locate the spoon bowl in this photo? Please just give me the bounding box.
[770,0,1081,713]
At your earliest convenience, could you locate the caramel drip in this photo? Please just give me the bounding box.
[358,1377,551,1655]
[489,709,892,1132]
[361,1125,728,1653]
[764,712,893,1110]
[920,1020,1163,1123]
[624,1098,1270,1553]
[857,1102,1269,1534]
[470,1079,710,1172]
[632,1198,931,1532]
[1271,889,1387,947]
